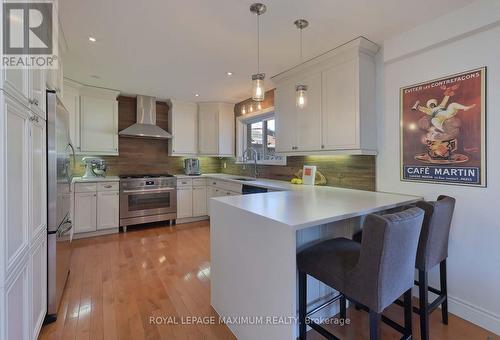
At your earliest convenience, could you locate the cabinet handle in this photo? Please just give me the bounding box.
[104,185,112,188]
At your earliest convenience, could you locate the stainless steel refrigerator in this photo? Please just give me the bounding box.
[45,91,74,323]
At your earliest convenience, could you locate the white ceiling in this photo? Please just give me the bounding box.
[60,0,474,103]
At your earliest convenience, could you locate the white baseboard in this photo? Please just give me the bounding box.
[448,295,500,336]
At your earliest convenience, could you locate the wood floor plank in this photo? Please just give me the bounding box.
[39,221,497,340]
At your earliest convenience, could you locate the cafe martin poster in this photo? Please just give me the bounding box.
[400,68,486,187]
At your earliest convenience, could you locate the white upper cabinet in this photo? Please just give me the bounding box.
[79,86,119,155]
[198,102,235,157]
[1,93,30,281]
[61,79,81,151]
[296,71,322,152]
[1,68,30,108]
[29,69,47,120]
[168,100,198,156]
[272,37,378,155]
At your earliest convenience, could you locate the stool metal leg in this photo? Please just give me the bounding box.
[440,259,448,325]
[403,289,413,339]
[339,295,346,319]
[369,311,381,340]
[419,269,430,340]
[298,271,307,339]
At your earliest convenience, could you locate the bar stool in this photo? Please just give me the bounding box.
[413,195,455,340]
[297,207,424,340]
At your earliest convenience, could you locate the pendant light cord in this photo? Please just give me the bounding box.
[299,27,303,62]
[257,14,260,73]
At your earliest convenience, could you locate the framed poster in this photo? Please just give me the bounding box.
[400,68,486,187]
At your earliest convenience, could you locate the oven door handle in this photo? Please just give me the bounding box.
[121,188,176,194]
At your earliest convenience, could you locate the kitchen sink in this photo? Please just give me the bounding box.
[234,178,255,181]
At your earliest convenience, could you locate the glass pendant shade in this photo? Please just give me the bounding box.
[252,73,265,102]
[296,85,308,109]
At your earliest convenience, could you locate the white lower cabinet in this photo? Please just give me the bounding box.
[97,192,120,230]
[29,235,47,340]
[74,192,98,233]
[2,260,29,340]
[192,186,208,217]
[176,178,210,221]
[177,187,194,219]
[73,181,119,235]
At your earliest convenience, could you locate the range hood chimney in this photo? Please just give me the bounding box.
[119,95,172,139]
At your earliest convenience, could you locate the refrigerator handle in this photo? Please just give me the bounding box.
[67,143,76,192]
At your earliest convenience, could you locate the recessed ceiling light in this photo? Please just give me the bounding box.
[227,72,233,76]
[88,36,97,42]
[195,93,200,97]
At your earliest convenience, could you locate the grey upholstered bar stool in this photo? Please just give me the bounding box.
[413,195,456,340]
[297,207,424,340]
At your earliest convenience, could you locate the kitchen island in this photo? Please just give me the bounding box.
[209,185,420,340]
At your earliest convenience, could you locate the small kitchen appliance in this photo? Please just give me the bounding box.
[82,157,107,178]
[184,158,201,176]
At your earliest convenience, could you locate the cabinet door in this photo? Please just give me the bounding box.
[171,101,198,155]
[74,192,97,233]
[296,72,322,152]
[322,60,359,149]
[29,69,46,120]
[1,69,30,107]
[217,103,235,156]
[96,191,119,230]
[4,94,30,276]
[192,186,207,217]
[198,103,219,155]
[274,81,297,153]
[30,235,47,340]
[80,95,118,154]
[4,262,29,340]
[61,84,80,151]
[30,116,47,242]
[176,187,193,219]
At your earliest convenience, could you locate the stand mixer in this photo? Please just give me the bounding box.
[82,157,108,178]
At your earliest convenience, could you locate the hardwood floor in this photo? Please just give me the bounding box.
[39,221,498,340]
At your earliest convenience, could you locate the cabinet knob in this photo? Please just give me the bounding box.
[321,145,324,149]
[93,194,97,197]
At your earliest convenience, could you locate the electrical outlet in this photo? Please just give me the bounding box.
[223,162,227,169]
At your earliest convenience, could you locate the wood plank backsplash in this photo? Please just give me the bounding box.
[221,155,376,191]
[72,96,220,176]
[225,89,376,191]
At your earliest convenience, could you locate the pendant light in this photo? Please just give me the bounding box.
[250,3,267,102]
[294,19,309,109]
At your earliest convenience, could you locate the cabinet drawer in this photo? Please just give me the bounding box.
[192,178,206,187]
[97,182,119,191]
[177,178,193,187]
[209,180,242,193]
[74,183,97,193]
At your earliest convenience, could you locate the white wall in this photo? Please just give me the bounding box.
[377,0,500,334]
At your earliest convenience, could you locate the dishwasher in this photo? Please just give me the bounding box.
[242,184,268,195]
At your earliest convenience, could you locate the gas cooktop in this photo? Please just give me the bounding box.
[119,174,175,179]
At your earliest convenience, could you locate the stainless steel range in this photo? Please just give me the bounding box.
[119,174,177,231]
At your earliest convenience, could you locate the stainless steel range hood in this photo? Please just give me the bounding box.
[119,95,172,139]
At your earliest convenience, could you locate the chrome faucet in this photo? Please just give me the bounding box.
[242,147,258,178]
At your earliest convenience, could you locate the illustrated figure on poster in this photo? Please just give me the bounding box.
[411,84,476,132]
[410,84,477,163]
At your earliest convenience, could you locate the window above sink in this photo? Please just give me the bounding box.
[236,107,286,166]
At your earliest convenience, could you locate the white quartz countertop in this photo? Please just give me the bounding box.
[72,176,120,183]
[208,176,421,229]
